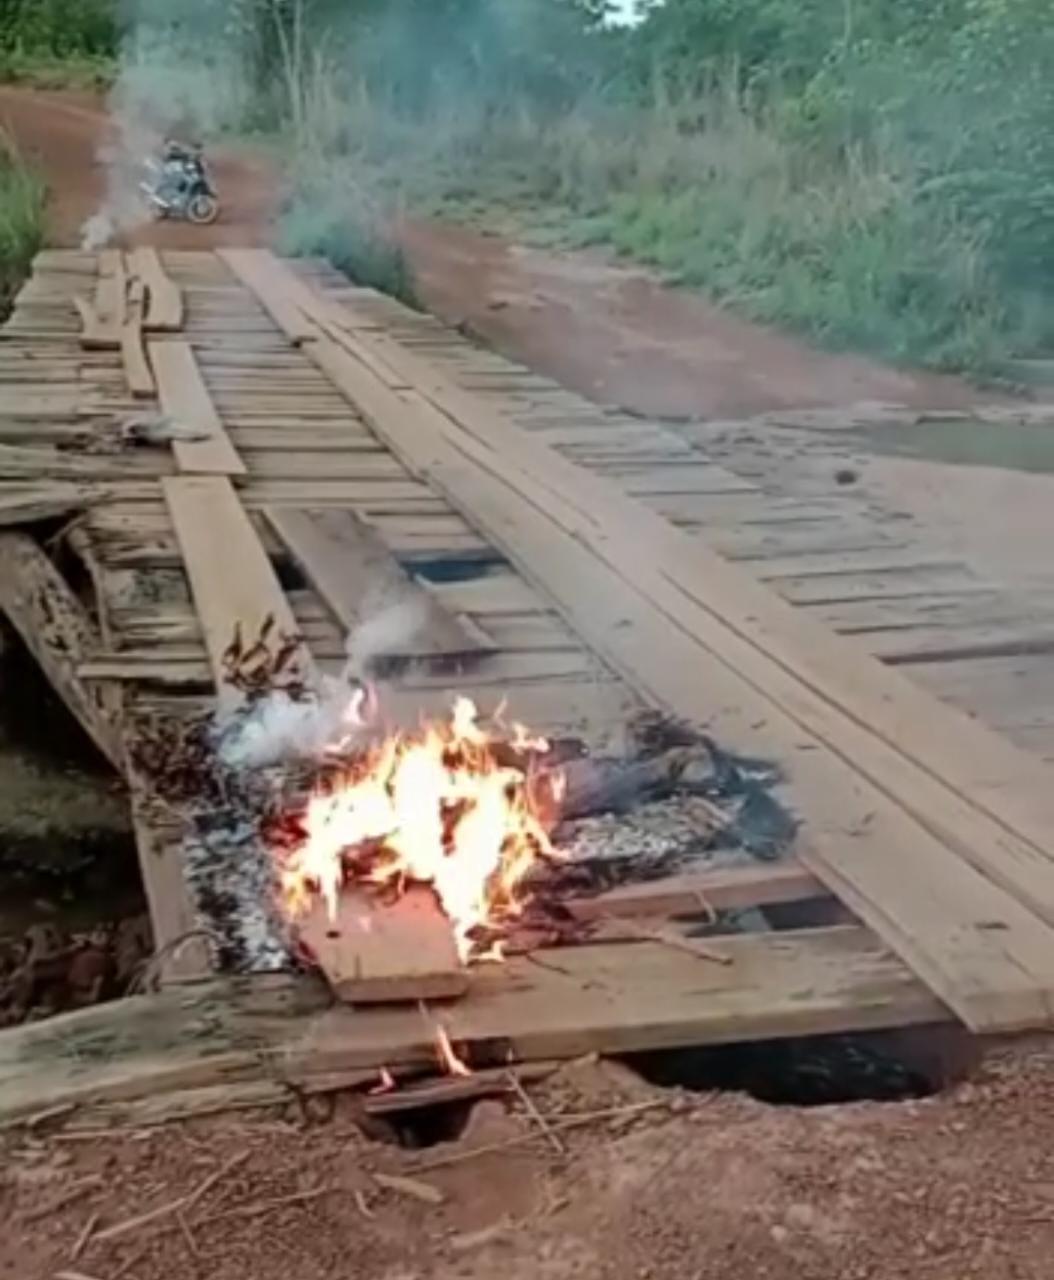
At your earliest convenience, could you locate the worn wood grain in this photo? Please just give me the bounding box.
[129,247,184,332]
[0,532,123,769]
[151,340,245,475]
[266,506,493,663]
[297,887,468,1003]
[162,475,318,710]
[0,926,948,1122]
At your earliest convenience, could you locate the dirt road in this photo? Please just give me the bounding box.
[2,85,984,419]
[0,86,274,247]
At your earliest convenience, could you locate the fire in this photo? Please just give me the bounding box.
[276,696,560,960]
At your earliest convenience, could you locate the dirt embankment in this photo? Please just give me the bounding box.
[4,1051,1054,1280]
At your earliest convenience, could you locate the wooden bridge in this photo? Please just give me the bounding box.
[1,246,1053,1125]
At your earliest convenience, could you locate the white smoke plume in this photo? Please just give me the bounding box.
[213,596,430,772]
[80,5,256,248]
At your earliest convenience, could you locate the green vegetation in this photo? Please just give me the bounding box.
[7,0,1054,374]
[0,0,117,85]
[0,134,45,320]
[248,0,1052,375]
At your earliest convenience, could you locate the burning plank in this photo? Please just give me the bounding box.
[296,886,467,1004]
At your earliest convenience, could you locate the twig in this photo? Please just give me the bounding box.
[110,1247,147,1280]
[126,929,215,995]
[353,1189,376,1220]
[94,1150,248,1243]
[413,1099,670,1172]
[181,1150,249,1213]
[193,1186,334,1225]
[70,1212,99,1261]
[599,915,732,965]
[505,1071,566,1157]
[373,1172,445,1206]
[54,1270,105,1280]
[175,1209,199,1258]
[93,1199,185,1246]
[23,1178,104,1224]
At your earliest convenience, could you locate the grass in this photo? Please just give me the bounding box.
[270,65,1028,377]
[277,177,418,309]
[0,135,46,321]
[0,49,115,90]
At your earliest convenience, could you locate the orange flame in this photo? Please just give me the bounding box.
[434,1024,472,1077]
[277,696,560,961]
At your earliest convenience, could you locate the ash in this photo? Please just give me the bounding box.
[183,809,290,973]
[132,699,796,975]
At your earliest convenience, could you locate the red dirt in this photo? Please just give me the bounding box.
[0,87,275,247]
[399,219,989,421]
[4,1052,1054,1280]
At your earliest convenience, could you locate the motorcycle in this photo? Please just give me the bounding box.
[140,144,220,226]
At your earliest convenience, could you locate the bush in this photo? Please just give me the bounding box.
[0,0,118,59]
[0,136,45,321]
[277,175,418,309]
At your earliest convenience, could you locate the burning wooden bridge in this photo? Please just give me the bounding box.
[2,246,1054,1125]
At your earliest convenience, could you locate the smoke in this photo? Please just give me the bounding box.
[213,595,430,772]
[80,0,259,248]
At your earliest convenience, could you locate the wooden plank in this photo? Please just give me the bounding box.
[0,483,94,526]
[124,740,212,981]
[161,476,318,711]
[93,248,125,339]
[73,296,117,351]
[0,532,123,769]
[297,887,468,1003]
[151,340,246,476]
[266,507,493,661]
[121,278,156,399]
[129,247,184,331]
[215,248,317,344]
[0,926,949,1122]
[292,332,1054,1032]
[570,862,827,921]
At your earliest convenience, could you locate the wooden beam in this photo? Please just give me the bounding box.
[121,278,155,400]
[0,531,123,770]
[0,483,93,527]
[297,887,468,1003]
[151,340,245,476]
[129,247,184,331]
[570,862,827,922]
[161,475,318,711]
[266,507,493,664]
[123,736,212,982]
[0,925,949,1123]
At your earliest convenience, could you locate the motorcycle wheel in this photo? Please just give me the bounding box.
[187,193,220,225]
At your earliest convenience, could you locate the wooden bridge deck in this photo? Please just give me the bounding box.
[2,247,1054,1125]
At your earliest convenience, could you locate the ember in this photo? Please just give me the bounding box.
[270,695,561,961]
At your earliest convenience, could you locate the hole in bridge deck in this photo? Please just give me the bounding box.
[620,1024,979,1107]
[405,553,508,583]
